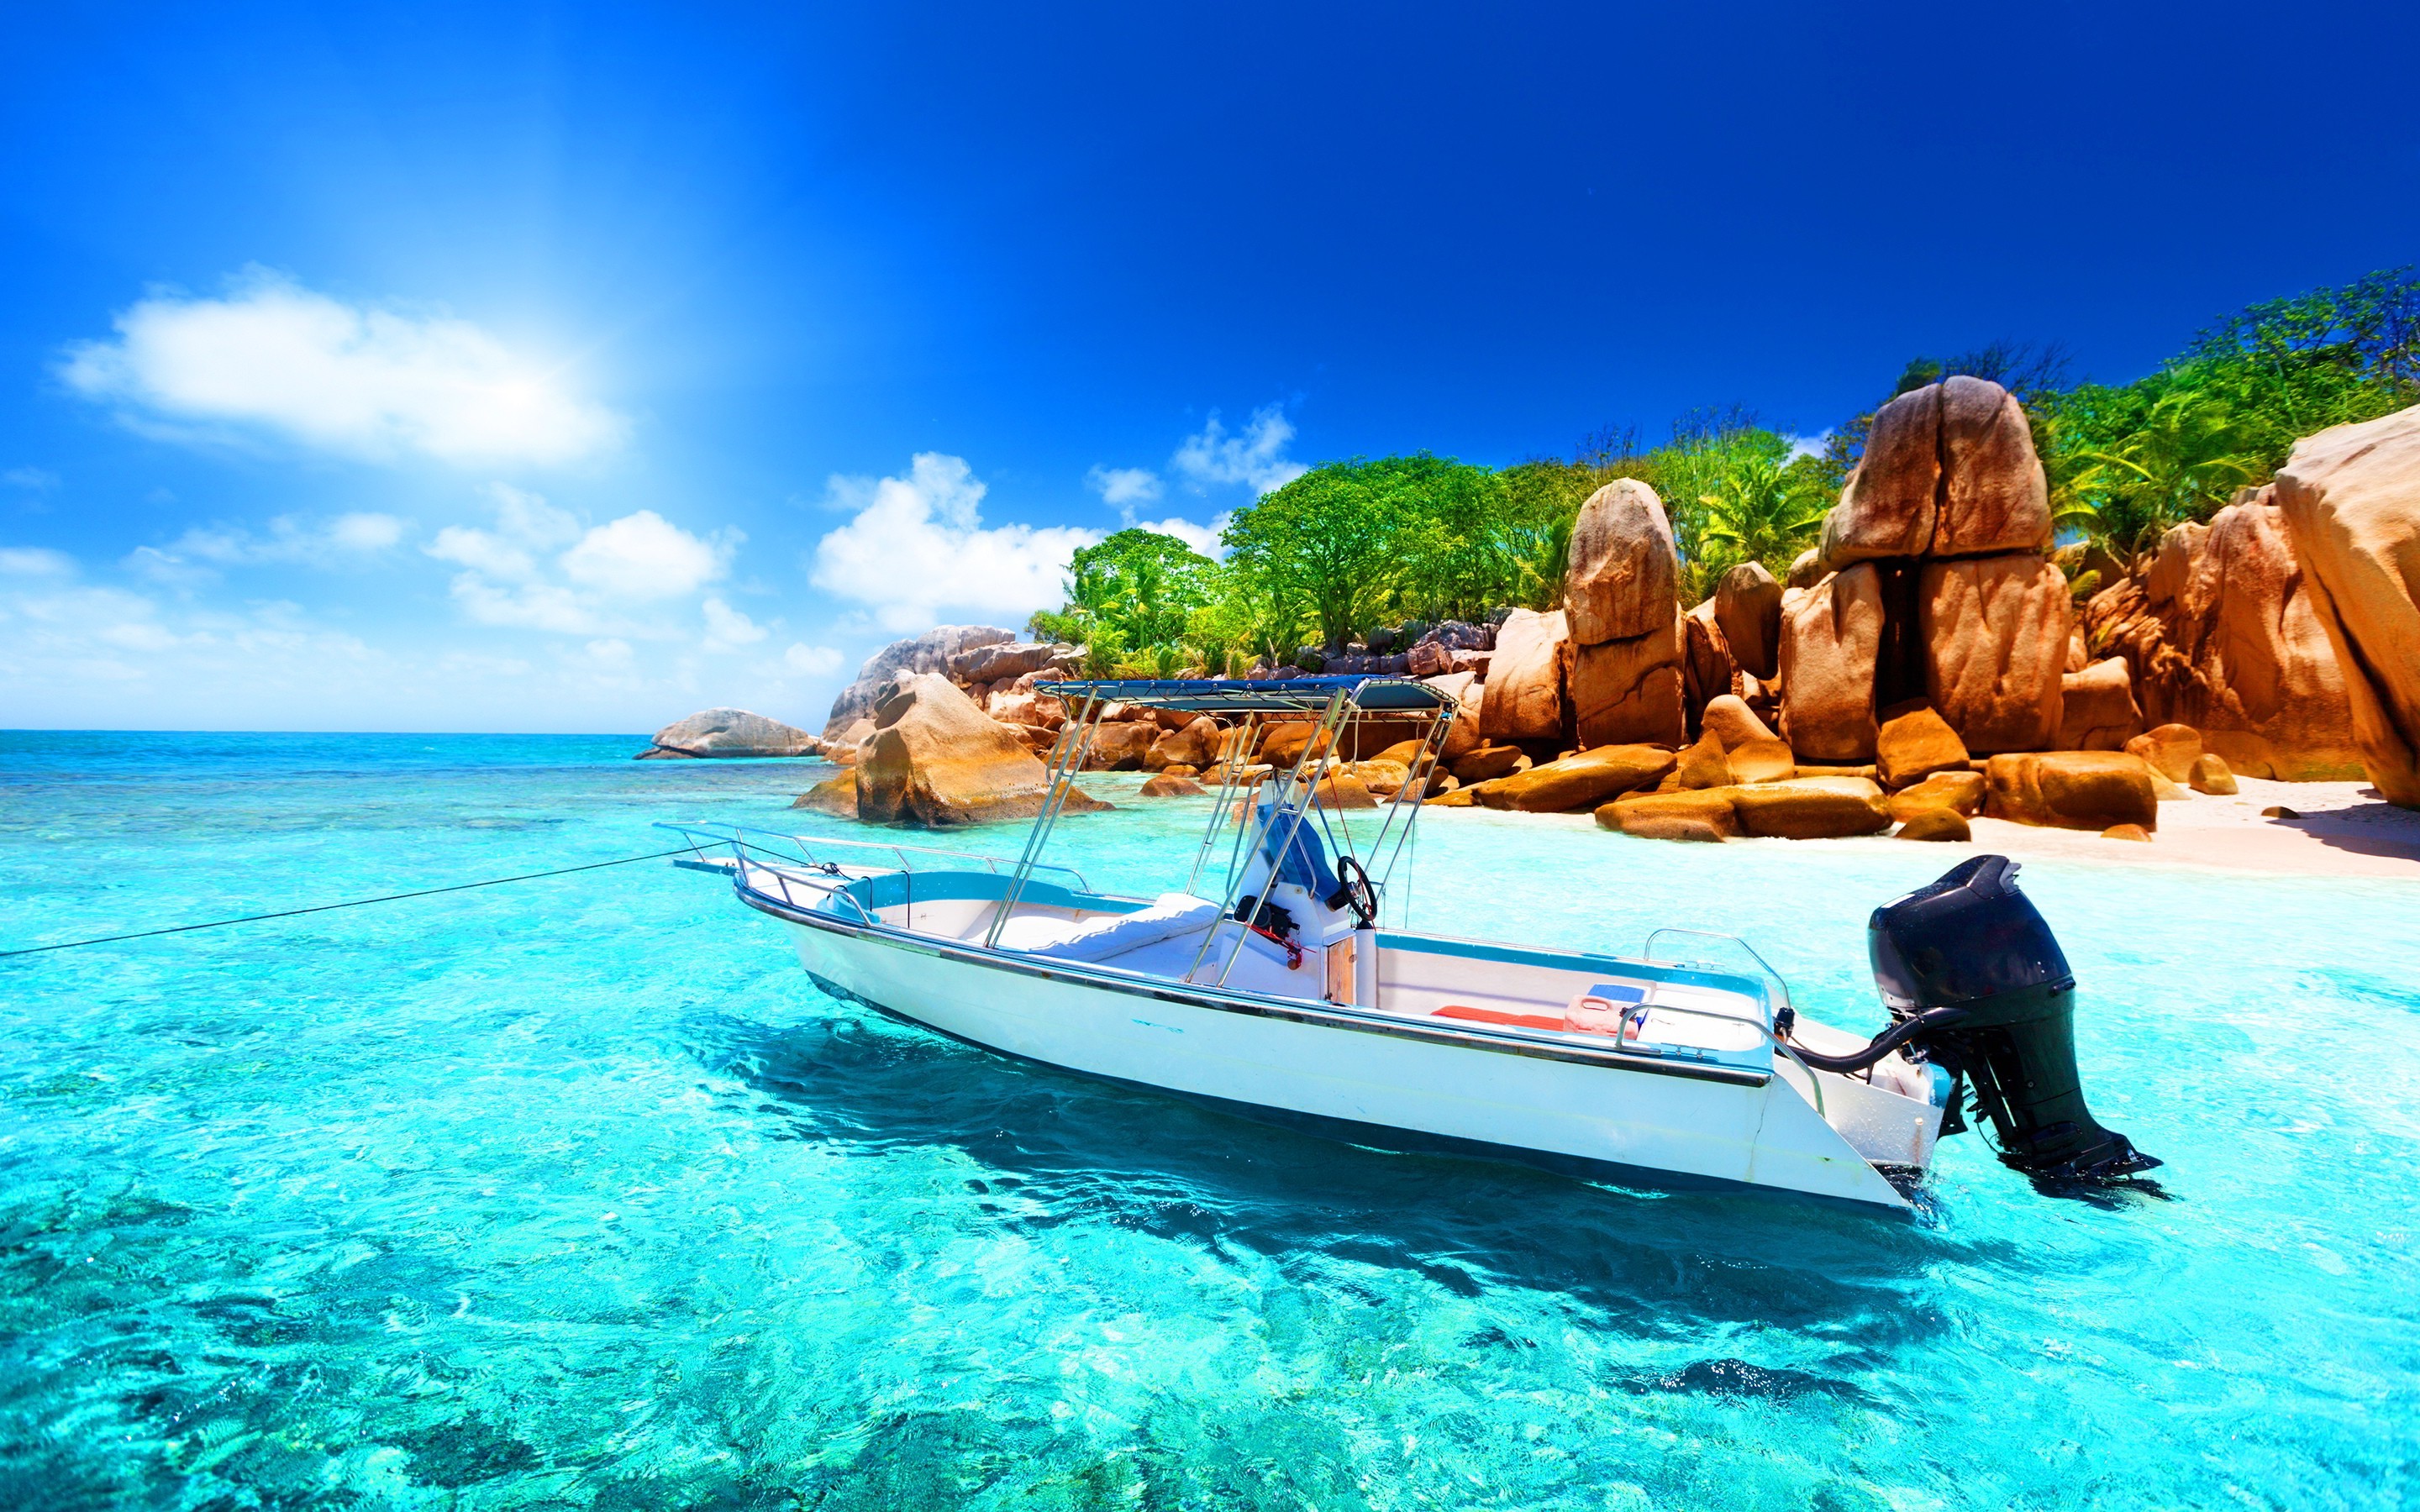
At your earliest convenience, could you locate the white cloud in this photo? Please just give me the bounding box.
[560,510,729,600]
[702,596,767,650]
[175,512,408,566]
[1786,430,1832,462]
[1124,513,1230,559]
[0,546,75,576]
[1087,465,1163,507]
[809,452,1102,632]
[59,268,627,466]
[1171,404,1307,496]
[432,484,734,639]
[783,642,843,675]
[585,638,634,666]
[5,467,60,491]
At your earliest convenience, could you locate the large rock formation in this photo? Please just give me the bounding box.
[855,674,1107,826]
[2273,403,2420,806]
[1715,561,1783,680]
[1919,554,2068,753]
[638,708,819,759]
[2083,491,2363,780]
[1778,564,1883,762]
[1982,752,2157,832]
[1560,482,1685,746]
[947,641,1064,685]
[2058,658,2143,751]
[1791,377,2065,758]
[1480,608,1572,743]
[1571,618,1686,750]
[823,625,1017,738]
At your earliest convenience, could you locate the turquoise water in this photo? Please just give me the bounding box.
[3,732,2417,1509]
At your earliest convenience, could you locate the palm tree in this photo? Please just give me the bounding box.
[2065,386,2264,556]
[1697,454,1828,575]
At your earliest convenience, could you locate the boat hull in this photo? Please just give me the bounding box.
[776,910,1913,1210]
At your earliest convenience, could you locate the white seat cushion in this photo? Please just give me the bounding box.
[993,892,1221,963]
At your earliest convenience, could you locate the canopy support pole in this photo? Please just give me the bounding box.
[986,689,1102,948]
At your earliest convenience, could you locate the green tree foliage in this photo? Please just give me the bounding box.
[1020,269,2417,675]
[2039,266,2417,555]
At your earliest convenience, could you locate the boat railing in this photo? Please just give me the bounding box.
[655,821,1094,894]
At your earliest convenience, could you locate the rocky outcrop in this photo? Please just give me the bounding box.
[1700,694,1776,750]
[2058,658,2143,751]
[1875,705,1970,790]
[1715,562,1783,680]
[1778,564,1884,762]
[1796,378,2063,758]
[1422,671,1486,759]
[1481,608,1572,743]
[1565,480,1679,643]
[2084,492,2363,780]
[1823,377,2053,570]
[639,708,821,759]
[1982,752,2156,832]
[1886,769,1986,820]
[1935,375,2054,557]
[1595,779,1890,840]
[1082,721,1157,772]
[2274,403,2420,806]
[1919,554,2068,753]
[1570,621,1686,748]
[1897,809,1970,842]
[1138,773,1206,797]
[824,626,1017,738]
[1678,602,1738,732]
[792,768,858,816]
[1452,744,1529,784]
[1470,743,1675,813]
[2123,723,2202,783]
[947,641,1064,685]
[1560,483,1685,746]
[1824,383,1942,567]
[1144,717,1222,772]
[855,674,1107,826]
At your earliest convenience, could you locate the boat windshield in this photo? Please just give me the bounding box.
[986,675,1462,970]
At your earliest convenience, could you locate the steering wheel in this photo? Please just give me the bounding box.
[1334,855,1379,928]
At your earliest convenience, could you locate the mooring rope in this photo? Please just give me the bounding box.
[0,844,709,960]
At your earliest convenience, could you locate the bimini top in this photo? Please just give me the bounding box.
[1034,675,1456,714]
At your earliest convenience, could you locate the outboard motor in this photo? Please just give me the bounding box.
[1864,855,2157,1181]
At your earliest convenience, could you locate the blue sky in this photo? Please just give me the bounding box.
[3,1,2415,732]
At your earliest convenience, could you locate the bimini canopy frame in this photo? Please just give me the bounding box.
[985,675,1462,977]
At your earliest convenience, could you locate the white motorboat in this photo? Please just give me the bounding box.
[668,675,2154,1213]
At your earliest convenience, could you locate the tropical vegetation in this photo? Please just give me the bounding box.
[1030,267,2420,673]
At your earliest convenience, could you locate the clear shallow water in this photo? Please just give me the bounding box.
[2,731,2416,1510]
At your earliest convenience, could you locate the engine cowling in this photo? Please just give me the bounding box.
[1867,855,2157,1181]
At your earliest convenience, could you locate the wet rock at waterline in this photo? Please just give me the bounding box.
[855,674,1109,827]
[1592,779,1889,841]
[639,708,822,759]
[1138,773,1207,798]
[1467,743,1676,813]
[792,768,859,816]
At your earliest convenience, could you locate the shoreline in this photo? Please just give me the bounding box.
[1418,775,2420,881]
